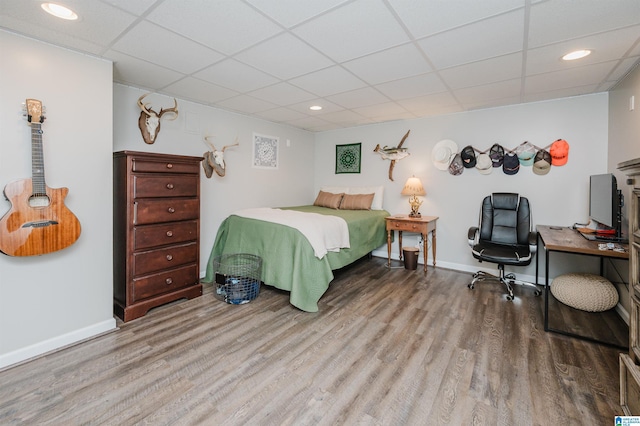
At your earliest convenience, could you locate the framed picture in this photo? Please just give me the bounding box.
[252,132,279,169]
[335,142,361,174]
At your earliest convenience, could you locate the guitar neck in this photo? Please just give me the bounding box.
[31,122,47,195]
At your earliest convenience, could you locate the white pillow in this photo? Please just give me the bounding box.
[321,186,384,210]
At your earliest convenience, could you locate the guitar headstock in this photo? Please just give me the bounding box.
[25,98,45,124]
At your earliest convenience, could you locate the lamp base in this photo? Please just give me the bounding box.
[408,211,422,218]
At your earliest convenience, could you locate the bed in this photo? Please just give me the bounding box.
[203,187,389,312]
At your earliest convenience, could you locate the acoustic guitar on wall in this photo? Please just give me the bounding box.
[0,99,81,256]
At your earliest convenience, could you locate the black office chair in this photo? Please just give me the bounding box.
[467,193,541,300]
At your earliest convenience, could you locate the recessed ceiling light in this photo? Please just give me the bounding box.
[309,105,322,111]
[562,49,591,61]
[41,3,78,20]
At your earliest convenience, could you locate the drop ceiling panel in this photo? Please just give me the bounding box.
[234,33,334,80]
[327,87,392,109]
[112,21,224,74]
[1,0,639,132]
[528,0,640,48]
[526,26,640,76]
[376,73,447,100]
[248,82,316,105]
[388,0,524,39]
[194,59,278,93]
[343,43,432,85]
[246,0,349,28]
[163,77,238,104]
[418,9,525,69]
[289,66,368,97]
[146,0,283,55]
[292,0,410,62]
[215,95,279,114]
[440,53,523,90]
[106,50,185,90]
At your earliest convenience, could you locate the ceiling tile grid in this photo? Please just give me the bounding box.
[0,0,638,132]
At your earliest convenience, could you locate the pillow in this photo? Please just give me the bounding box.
[313,191,344,209]
[339,193,374,210]
[347,186,384,210]
[321,186,384,210]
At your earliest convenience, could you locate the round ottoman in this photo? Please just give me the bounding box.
[551,273,618,312]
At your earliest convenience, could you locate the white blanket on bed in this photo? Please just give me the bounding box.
[233,208,350,259]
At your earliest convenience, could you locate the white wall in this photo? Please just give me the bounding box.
[0,31,115,369]
[112,84,317,274]
[315,94,610,280]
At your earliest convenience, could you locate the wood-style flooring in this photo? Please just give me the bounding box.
[0,257,626,425]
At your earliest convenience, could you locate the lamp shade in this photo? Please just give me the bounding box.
[401,177,426,196]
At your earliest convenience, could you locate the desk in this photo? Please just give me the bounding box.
[385,215,438,273]
[537,225,629,349]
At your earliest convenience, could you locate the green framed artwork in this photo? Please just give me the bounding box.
[335,143,361,174]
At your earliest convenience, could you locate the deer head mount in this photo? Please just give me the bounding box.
[137,93,178,144]
[202,136,239,178]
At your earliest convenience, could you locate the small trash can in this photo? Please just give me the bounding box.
[402,247,419,270]
[212,253,262,304]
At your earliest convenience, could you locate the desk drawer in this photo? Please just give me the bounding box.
[132,263,198,302]
[132,158,200,174]
[133,175,198,198]
[135,198,199,225]
[134,220,198,250]
[133,242,197,276]
[388,221,425,233]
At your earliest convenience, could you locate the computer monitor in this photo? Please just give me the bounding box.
[589,173,623,240]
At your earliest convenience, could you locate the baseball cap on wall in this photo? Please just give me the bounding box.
[489,143,505,167]
[503,152,520,175]
[550,139,569,166]
[448,153,464,176]
[516,141,536,166]
[475,153,492,175]
[533,149,552,175]
[460,145,476,168]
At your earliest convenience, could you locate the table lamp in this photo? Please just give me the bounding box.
[401,176,426,217]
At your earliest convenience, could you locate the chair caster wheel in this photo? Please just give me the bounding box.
[506,295,513,301]
[468,283,474,289]
[534,290,541,297]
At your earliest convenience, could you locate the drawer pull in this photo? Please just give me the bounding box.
[166,163,173,169]
[165,278,173,285]
[166,254,173,261]
[166,183,174,189]
[168,207,175,213]
[166,231,173,237]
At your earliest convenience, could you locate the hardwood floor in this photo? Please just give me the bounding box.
[0,257,626,425]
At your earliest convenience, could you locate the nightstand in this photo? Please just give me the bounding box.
[385,214,438,273]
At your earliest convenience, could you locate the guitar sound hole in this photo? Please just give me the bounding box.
[28,194,50,208]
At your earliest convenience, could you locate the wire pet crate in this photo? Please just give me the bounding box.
[213,253,262,305]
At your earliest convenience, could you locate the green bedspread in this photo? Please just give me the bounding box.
[203,206,389,312]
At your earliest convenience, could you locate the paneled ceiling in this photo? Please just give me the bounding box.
[2,0,639,132]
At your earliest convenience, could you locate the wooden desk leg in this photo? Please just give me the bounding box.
[387,230,392,268]
[432,228,437,267]
[422,232,428,273]
[398,231,403,261]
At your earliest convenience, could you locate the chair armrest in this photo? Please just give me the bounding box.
[528,231,538,254]
[468,227,479,247]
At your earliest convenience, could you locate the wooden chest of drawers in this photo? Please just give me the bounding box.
[618,157,640,415]
[113,151,203,322]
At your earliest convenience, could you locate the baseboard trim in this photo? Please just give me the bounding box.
[0,318,117,371]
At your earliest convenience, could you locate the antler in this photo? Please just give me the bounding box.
[222,137,239,152]
[137,93,152,116]
[203,135,217,151]
[158,98,178,120]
